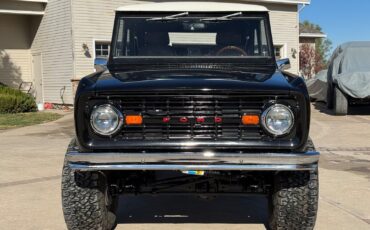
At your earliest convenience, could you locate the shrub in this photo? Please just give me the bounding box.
[0,86,37,113]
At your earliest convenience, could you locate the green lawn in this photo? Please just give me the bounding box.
[0,112,63,130]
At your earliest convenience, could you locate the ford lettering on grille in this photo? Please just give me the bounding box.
[110,95,278,140]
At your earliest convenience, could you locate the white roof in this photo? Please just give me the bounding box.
[299,33,327,38]
[117,2,268,12]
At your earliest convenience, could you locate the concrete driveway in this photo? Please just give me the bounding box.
[0,104,369,230]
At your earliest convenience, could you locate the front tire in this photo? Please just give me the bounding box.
[61,161,118,230]
[333,86,348,115]
[326,83,334,109]
[268,170,319,230]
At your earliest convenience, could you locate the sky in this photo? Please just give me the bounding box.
[300,0,370,50]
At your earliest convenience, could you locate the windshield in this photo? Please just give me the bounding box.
[112,13,272,58]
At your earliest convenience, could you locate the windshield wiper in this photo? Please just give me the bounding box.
[200,12,242,21]
[147,12,189,21]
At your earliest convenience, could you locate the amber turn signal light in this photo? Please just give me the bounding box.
[125,115,143,125]
[242,115,260,125]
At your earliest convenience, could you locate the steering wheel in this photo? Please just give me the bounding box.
[216,46,247,56]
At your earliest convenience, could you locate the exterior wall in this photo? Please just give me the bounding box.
[300,37,316,49]
[0,14,32,87]
[263,3,299,74]
[71,0,149,80]
[31,0,74,104]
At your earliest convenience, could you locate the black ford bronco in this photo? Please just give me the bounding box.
[62,2,319,230]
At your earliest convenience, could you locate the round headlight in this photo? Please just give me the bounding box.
[90,104,123,136]
[261,104,294,136]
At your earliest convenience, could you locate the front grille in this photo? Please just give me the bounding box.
[107,95,283,141]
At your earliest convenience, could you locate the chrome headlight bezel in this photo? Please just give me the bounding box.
[261,104,295,136]
[90,104,123,136]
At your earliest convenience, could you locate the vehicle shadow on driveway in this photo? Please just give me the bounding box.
[313,102,370,116]
[116,195,269,226]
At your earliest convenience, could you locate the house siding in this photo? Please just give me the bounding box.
[72,0,150,80]
[0,14,32,87]
[265,3,299,74]
[31,0,74,104]
[300,37,316,48]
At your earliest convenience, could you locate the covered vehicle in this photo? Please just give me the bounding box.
[327,42,370,115]
[307,69,328,102]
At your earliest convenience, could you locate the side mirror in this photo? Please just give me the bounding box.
[277,58,291,71]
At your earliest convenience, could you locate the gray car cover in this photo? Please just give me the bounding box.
[307,70,328,102]
[328,42,370,99]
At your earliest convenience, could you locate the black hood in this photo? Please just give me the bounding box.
[90,69,294,94]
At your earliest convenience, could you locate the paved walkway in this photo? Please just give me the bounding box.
[0,104,369,230]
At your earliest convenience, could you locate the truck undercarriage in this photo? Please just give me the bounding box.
[106,171,272,195]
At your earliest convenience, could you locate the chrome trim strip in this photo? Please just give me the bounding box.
[66,138,319,171]
[66,151,319,165]
[69,163,318,171]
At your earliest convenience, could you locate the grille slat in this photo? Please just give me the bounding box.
[115,95,275,140]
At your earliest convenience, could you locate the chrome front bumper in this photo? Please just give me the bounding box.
[67,140,319,171]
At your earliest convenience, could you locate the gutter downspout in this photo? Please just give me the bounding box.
[298,3,307,13]
[70,0,76,81]
[297,3,308,76]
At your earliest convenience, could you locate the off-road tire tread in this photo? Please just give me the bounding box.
[269,170,318,230]
[62,161,116,230]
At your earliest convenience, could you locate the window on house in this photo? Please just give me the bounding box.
[274,45,283,60]
[95,42,110,57]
